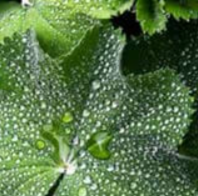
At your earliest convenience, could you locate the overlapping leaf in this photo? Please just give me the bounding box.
[0,0,133,57]
[2,0,198,40]
[41,0,133,19]
[122,19,198,93]
[136,0,167,34]
[0,30,71,196]
[0,1,20,18]
[165,0,198,20]
[0,20,197,196]
[135,0,198,34]
[122,19,198,157]
[55,69,197,196]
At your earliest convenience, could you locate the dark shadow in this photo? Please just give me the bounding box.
[45,173,65,196]
[111,11,142,40]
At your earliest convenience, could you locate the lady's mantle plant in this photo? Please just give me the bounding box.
[0,0,198,196]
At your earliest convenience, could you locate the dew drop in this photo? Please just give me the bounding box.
[65,128,71,134]
[131,182,137,189]
[62,112,73,123]
[92,80,101,90]
[87,131,112,160]
[43,124,53,132]
[41,102,47,109]
[82,110,90,117]
[107,164,114,172]
[78,187,87,196]
[12,135,18,142]
[83,176,92,184]
[36,140,46,150]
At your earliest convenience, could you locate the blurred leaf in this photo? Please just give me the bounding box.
[165,0,198,20]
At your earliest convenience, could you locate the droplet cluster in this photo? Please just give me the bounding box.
[0,11,196,196]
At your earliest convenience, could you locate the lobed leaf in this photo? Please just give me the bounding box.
[165,0,198,20]
[122,19,198,94]
[122,19,198,158]
[39,0,133,19]
[55,68,196,196]
[0,0,133,57]
[136,0,167,34]
[0,21,196,196]
[0,30,67,195]
[135,0,198,34]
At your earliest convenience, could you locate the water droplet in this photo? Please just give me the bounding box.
[131,182,137,189]
[87,131,112,160]
[92,80,100,90]
[90,183,97,190]
[107,164,114,172]
[78,187,87,196]
[82,110,90,117]
[65,128,71,134]
[41,102,47,109]
[12,135,18,142]
[43,124,53,132]
[112,101,118,108]
[83,176,92,184]
[62,112,73,123]
[72,136,79,146]
[36,140,46,150]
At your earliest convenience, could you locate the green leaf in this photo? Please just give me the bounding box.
[42,0,133,19]
[0,2,97,57]
[122,19,198,94]
[122,19,198,106]
[135,0,198,34]
[122,19,198,158]
[0,30,71,195]
[165,0,198,20]
[0,0,132,57]
[54,68,196,196]
[0,1,20,18]
[0,21,196,195]
[127,69,194,147]
[136,0,167,34]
